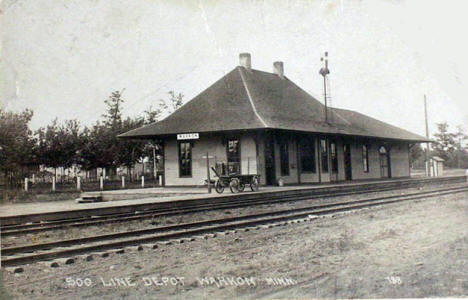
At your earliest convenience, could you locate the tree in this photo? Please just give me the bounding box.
[158,91,184,116]
[102,90,125,130]
[141,91,185,178]
[409,144,424,167]
[142,90,184,124]
[432,122,457,161]
[0,109,36,185]
[115,117,145,178]
[80,122,117,172]
[143,105,162,125]
[454,125,467,149]
[431,122,468,168]
[36,119,82,181]
[453,125,468,168]
[79,91,147,179]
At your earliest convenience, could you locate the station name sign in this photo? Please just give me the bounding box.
[177,133,199,140]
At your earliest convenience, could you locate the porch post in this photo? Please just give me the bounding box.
[317,137,322,183]
[296,137,301,184]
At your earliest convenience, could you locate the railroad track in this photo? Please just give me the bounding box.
[2,185,466,268]
[1,180,464,236]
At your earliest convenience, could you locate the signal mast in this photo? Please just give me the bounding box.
[319,52,330,123]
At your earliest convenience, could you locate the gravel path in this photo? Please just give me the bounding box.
[1,189,467,299]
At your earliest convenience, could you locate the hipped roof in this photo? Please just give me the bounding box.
[119,66,430,143]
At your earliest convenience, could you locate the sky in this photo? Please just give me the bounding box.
[1,0,467,138]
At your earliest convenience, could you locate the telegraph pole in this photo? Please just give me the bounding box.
[424,95,430,176]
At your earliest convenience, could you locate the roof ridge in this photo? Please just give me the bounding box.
[329,107,352,126]
[238,67,269,128]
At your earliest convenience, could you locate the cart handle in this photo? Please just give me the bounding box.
[211,167,221,178]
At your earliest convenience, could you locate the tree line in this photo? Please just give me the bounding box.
[0,90,184,186]
[410,122,468,169]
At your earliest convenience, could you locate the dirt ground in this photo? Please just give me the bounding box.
[1,191,467,299]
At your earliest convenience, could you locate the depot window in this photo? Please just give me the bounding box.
[320,139,328,172]
[178,142,192,177]
[330,140,338,173]
[226,139,240,175]
[362,144,369,173]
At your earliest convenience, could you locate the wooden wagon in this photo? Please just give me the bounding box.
[210,166,260,193]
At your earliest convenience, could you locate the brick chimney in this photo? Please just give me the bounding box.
[239,53,251,70]
[273,61,284,78]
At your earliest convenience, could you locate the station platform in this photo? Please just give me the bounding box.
[0,175,466,226]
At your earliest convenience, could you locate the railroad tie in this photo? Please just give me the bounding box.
[177,238,194,243]
[159,241,173,246]
[93,251,109,258]
[56,257,75,265]
[76,254,94,261]
[5,267,24,274]
[204,233,217,239]
[126,245,144,251]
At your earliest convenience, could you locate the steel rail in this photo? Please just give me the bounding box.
[2,178,464,235]
[0,185,414,235]
[4,176,461,229]
[1,186,466,267]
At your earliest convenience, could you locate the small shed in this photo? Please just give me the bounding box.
[430,156,444,177]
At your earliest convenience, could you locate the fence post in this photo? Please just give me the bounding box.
[100,176,103,190]
[52,177,56,192]
[158,175,162,186]
[24,177,28,192]
[141,176,145,188]
[32,174,35,184]
[77,176,81,191]
[122,176,125,188]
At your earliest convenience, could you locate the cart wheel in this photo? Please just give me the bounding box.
[215,179,225,194]
[250,176,259,192]
[229,178,241,193]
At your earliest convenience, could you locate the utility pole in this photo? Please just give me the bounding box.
[424,95,430,176]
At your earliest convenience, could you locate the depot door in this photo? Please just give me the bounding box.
[343,144,352,180]
[264,135,276,185]
[379,146,391,178]
[330,140,338,182]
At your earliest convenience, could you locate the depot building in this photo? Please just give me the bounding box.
[119,53,429,186]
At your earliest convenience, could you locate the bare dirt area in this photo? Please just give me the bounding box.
[1,183,463,248]
[1,191,467,299]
